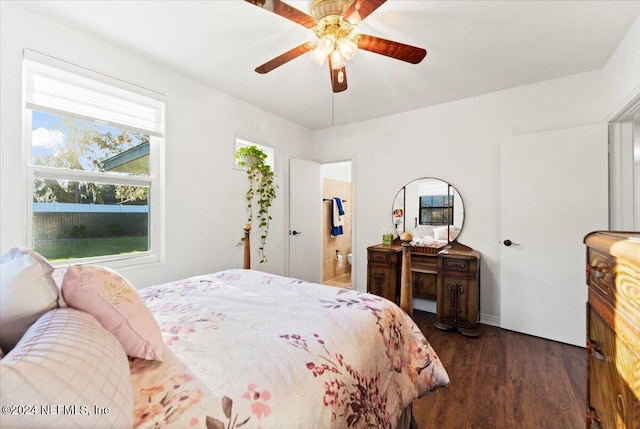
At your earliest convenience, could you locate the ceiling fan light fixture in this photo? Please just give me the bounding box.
[330,49,346,69]
[310,46,327,66]
[337,37,358,60]
[246,0,428,93]
[317,34,336,56]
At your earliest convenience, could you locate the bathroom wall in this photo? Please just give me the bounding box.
[322,178,352,282]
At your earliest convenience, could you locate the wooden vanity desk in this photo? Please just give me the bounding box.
[366,241,481,336]
[379,176,480,335]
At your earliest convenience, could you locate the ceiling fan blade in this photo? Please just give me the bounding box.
[245,0,317,28]
[342,0,386,25]
[356,34,427,64]
[255,42,315,74]
[328,57,348,93]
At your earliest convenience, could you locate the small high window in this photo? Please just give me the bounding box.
[235,138,274,171]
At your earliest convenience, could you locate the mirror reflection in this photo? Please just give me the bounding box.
[392,177,465,246]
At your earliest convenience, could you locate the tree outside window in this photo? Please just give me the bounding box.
[31,111,153,261]
[419,195,454,225]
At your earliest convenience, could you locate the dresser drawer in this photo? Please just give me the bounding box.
[588,305,640,428]
[439,253,479,278]
[443,257,468,273]
[368,250,399,265]
[587,247,613,303]
[411,253,438,272]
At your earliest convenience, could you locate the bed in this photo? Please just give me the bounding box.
[0,231,449,429]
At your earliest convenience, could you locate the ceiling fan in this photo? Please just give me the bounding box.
[244,0,427,93]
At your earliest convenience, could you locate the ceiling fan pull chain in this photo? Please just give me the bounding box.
[331,92,335,127]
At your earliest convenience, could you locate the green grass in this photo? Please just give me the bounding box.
[34,236,149,261]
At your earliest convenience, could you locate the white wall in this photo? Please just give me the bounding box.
[320,161,352,182]
[313,70,605,322]
[603,15,640,118]
[0,3,313,288]
[313,14,640,324]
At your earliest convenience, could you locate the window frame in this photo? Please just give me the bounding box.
[234,137,275,171]
[23,55,164,268]
[418,194,454,226]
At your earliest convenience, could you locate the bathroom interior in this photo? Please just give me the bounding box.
[321,161,352,289]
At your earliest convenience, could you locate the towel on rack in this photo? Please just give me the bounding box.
[331,197,345,237]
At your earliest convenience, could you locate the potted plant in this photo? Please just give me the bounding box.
[236,145,277,263]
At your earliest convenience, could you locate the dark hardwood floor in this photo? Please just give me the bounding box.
[412,311,586,429]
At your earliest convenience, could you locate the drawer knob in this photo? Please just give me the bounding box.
[616,394,625,417]
[586,408,601,429]
[587,264,605,279]
[586,339,606,361]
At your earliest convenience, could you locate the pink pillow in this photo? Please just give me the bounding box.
[61,265,163,361]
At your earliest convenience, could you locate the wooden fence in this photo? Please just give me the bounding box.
[33,212,148,240]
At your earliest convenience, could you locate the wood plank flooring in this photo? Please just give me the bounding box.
[412,310,586,429]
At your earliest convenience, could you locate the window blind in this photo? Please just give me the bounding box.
[23,52,164,137]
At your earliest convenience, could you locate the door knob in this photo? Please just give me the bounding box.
[503,239,520,247]
[290,230,302,236]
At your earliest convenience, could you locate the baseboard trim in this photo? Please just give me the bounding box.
[480,313,500,327]
[413,300,500,327]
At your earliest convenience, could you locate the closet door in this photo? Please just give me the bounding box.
[500,124,608,346]
[289,159,322,283]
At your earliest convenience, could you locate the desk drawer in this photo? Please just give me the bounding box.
[368,250,398,265]
[439,255,478,278]
[443,258,468,273]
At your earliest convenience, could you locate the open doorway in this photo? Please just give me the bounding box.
[320,161,353,289]
[608,93,640,230]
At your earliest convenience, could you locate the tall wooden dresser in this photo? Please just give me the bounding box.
[584,231,640,429]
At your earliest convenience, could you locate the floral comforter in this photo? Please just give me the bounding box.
[131,269,450,429]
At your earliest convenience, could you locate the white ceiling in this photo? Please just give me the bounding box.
[15,0,640,130]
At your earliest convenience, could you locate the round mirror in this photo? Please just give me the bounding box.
[392,177,465,245]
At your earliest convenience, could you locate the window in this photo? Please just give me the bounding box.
[419,194,454,225]
[235,138,274,170]
[24,51,165,265]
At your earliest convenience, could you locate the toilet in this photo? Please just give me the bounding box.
[347,253,352,265]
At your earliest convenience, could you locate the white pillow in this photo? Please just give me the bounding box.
[0,247,59,352]
[433,226,449,241]
[413,225,435,238]
[0,308,134,428]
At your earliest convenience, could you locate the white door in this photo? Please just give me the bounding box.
[500,124,608,346]
[289,159,322,283]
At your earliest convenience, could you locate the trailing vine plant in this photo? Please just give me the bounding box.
[236,145,277,263]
